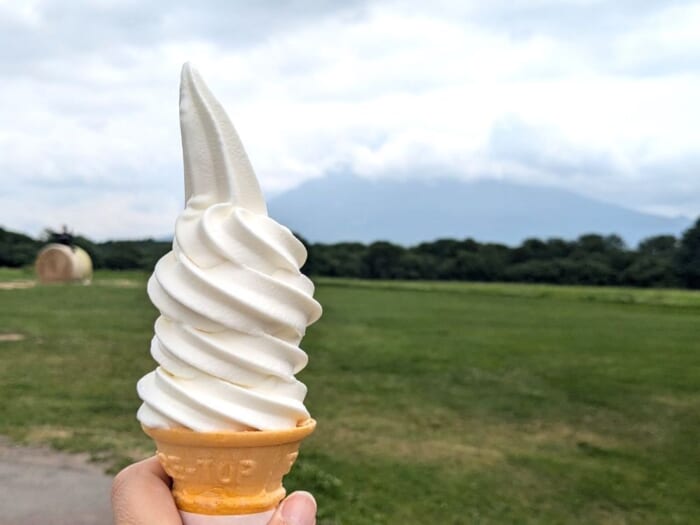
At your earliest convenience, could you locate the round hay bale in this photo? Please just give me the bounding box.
[35,244,93,284]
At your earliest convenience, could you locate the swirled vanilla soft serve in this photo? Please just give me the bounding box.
[136,63,322,432]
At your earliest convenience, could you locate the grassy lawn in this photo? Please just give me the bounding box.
[1,269,699,524]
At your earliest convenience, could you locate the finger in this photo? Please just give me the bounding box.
[267,491,317,525]
[112,456,182,525]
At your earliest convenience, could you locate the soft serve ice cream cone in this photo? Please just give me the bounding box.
[136,63,322,525]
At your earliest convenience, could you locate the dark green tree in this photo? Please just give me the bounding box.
[622,235,679,287]
[364,241,404,279]
[0,227,41,267]
[676,218,700,288]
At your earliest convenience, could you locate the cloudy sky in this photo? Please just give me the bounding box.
[1,0,698,239]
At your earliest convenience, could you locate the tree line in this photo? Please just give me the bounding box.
[0,228,171,273]
[1,218,699,288]
[303,218,700,289]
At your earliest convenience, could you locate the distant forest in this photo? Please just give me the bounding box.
[2,218,700,289]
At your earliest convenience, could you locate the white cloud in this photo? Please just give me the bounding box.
[0,0,698,239]
[0,187,182,240]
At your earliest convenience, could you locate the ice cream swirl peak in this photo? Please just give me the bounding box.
[179,62,266,214]
[137,63,322,432]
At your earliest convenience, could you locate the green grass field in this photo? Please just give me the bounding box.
[1,269,699,524]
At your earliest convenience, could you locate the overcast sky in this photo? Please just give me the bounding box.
[1,0,698,239]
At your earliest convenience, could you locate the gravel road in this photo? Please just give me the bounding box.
[0,438,113,525]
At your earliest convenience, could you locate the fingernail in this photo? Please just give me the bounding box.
[281,491,317,525]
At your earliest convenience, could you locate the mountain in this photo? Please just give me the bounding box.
[268,174,692,247]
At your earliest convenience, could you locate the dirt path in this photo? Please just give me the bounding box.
[0,438,113,525]
[0,280,35,290]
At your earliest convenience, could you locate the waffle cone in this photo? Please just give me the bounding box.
[143,418,316,515]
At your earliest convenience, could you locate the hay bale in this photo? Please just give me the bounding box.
[35,244,93,284]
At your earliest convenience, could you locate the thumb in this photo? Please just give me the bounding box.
[267,491,317,525]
